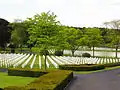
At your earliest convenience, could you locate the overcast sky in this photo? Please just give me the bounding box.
[0,0,120,27]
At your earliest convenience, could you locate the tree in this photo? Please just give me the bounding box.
[0,18,11,49]
[104,20,120,58]
[53,26,69,53]
[99,27,111,45]
[10,19,29,52]
[26,11,60,70]
[63,27,83,56]
[84,28,103,57]
[110,31,120,58]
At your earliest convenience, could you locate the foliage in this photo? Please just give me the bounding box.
[0,18,11,49]
[83,28,103,57]
[85,28,103,47]
[25,70,73,90]
[4,70,73,90]
[103,62,120,67]
[99,28,112,45]
[26,11,60,52]
[40,49,49,55]
[82,53,91,58]
[55,50,63,56]
[53,26,69,51]
[10,19,29,48]
[108,30,120,48]
[59,64,105,71]
[62,27,83,56]
[8,68,47,77]
[104,20,120,58]
[26,11,61,70]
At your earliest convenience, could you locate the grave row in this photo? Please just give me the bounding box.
[0,54,120,68]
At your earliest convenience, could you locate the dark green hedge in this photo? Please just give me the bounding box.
[82,53,91,58]
[0,88,3,90]
[4,69,73,90]
[59,64,105,71]
[8,68,48,77]
[3,86,24,90]
[103,62,120,67]
[25,70,73,90]
[55,50,63,56]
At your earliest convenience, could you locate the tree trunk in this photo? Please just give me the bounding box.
[44,55,47,70]
[115,46,118,58]
[11,48,15,53]
[93,46,95,58]
[30,47,32,53]
[2,47,6,53]
[71,50,75,56]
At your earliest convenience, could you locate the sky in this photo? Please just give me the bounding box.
[0,0,120,27]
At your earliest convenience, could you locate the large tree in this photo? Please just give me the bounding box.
[53,26,69,51]
[10,19,29,52]
[104,20,120,58]
[84,28,103,57]
[0,18,11,49]
[26,12,60,70]
[63,27,83,56]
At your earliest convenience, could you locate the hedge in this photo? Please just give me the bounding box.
[4,69,73,90]
[8,68,48,77]
[0,88,3,90]
[25,70,73,90]
[55,51,63,56]
[103,62,120,67]
[59,64,105,71]
[82,53,91,58]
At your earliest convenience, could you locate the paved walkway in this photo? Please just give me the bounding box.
[0,68,8,72]
[65,68,120,90]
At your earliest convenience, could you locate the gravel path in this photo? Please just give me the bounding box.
[65,68,120,90]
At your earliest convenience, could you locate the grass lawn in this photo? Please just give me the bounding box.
[0,72,36,88]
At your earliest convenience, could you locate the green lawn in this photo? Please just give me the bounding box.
[0,72,36,88]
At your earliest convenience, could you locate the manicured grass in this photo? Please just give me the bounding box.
[0,72,36,88]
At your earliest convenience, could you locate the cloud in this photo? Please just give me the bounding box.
[111,2,120,6]
[0,0,24,5]
[1,0,120,27]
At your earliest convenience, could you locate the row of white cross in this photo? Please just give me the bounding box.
[0,53,120,69]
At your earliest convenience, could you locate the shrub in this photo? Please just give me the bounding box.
[40,49,49,55]
[103,62,120,67]
[55,51,63,56]
[0,88,3,90]
[82,53,91,58]
[4,86,24,90]
[4,70,73,90]
[59,64,105,71]
[8,68,47,77]
[25,70,73,90]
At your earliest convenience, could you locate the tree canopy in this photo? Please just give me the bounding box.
[10,19,28,49]
[0,18,11,49]
[83,28,103,57]
[26,11,60,69]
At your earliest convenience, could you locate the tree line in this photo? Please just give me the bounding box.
[0,11,120,59]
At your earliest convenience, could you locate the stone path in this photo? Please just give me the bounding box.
[65,68,120,90]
